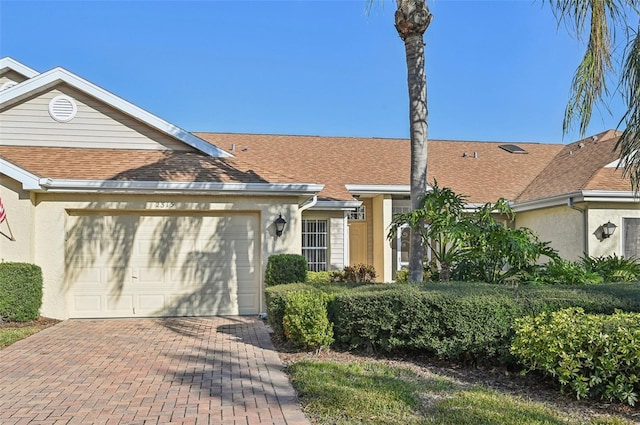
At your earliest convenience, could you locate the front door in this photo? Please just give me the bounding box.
[349,222,368,265]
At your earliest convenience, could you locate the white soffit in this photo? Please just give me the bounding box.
[0,64,233,158]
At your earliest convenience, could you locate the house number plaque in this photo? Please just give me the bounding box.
[154,202,176,208]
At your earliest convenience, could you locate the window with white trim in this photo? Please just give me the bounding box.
[623,218,640,258]
[302,219,328,272]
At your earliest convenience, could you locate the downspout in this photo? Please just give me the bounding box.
[299,195,318,212]
[568,197,588,255]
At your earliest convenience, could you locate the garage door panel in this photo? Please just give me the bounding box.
[134,267,166,284]
[106,295,134,312]
[73,267,102,285]
[66,212,260,318]
[72,295,102,314]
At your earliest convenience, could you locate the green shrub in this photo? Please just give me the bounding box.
[265,282,315,337]
[512,308,640,406]
[580,254,640,282]
[330,282,640,364]
[525,258,603,285]
[267,281,640,366]
[306,271,333,284]
[395,269,409,283]
[0,262,43,322]
[282,291,334,349]
[331,263,377,283]
[331,284,521,363]
[265,254,307,287]
[265,282,351,338]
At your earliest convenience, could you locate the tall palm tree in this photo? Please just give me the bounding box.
[549,0,640,189]
[395,0,432,282]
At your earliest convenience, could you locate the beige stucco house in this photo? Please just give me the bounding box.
[2,58,639,320]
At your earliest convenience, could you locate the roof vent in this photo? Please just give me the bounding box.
[48,95,78,122]
[499,144,527,154]
[0,80,17,91]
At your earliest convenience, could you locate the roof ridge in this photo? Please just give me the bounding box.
[193,131,560,145]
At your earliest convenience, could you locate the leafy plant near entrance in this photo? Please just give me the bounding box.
[331,263,377,283]
[388,182,556,283]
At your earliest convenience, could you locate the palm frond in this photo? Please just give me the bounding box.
[546,0,635,135]
[615,25,640,191]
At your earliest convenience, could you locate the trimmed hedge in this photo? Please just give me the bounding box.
[265,254,307,287]
[331,283,640,364]
[0,262,43,322]
[266,281,640,365]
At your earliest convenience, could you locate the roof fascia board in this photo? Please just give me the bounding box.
[0,159,42,190]
[346,184,412,196]
[0,67,233,158]
[36,178,324,196]
[310,200,362,211]
[581,190,640,202]
[512,192,583,213]
[513,190,640,213]
[0,57,40,79]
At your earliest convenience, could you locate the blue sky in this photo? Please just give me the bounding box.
[0,0,628,143]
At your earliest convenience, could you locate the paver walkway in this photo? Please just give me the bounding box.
[0,317,310,425]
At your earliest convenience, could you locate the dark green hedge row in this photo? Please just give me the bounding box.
[265,282,640,365]
[0,262,43,322]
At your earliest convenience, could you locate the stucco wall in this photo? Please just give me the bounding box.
[516,202,640,260]
[586,203,640,258]
[515,205,585,261]
[8,191,302,319]
[0,175,34,263]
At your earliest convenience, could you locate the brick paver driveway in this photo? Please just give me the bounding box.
[0,317,310,425]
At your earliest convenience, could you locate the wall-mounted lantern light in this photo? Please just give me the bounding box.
[602,221,617,239]
[274,214,287,237]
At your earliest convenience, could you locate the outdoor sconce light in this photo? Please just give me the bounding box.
[602,221,617,239]
[274,214,287,237]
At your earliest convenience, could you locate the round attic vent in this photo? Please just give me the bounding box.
[0,80,18,91]
[48,95,78,122]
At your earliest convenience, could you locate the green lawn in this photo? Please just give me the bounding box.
[287,360,633,425]
[0,326,43,349]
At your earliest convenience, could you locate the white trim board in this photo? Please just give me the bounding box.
[0,57,40,79]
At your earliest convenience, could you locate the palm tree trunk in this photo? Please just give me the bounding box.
[395,0,432,282]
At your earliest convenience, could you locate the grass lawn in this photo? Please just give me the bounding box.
[0,317,59,349]
[0,326,44,349]
[287,360,635,425]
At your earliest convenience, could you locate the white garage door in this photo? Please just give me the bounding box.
[65,212,260,318]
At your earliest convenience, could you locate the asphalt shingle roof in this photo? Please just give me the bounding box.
[517,130,631,202]
[0,146,298,184]
[195,133,564,203]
